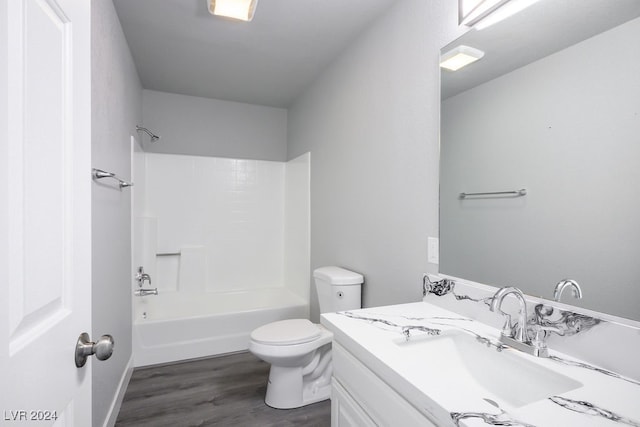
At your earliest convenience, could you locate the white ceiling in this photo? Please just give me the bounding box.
[113,0,394,108]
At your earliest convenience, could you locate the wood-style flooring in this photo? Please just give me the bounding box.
[115,351,331,427]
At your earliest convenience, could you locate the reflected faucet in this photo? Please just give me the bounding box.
[490,287,528,342]
[553,279,582,302]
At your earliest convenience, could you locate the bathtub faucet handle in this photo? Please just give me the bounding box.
[135,266,152,287]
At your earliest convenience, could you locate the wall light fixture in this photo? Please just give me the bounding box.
[459,0,539,30]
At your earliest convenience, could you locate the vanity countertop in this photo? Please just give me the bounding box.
[321,302,640,427]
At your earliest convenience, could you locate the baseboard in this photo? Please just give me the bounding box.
[103,354,134,427]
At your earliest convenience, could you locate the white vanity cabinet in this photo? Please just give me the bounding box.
[324,303,640,427]
[331,342,438,427]
[331,380,376,427]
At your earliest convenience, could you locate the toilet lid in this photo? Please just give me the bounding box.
[251,319,321,346]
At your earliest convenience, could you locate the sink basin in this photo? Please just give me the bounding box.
[396,329,582,408]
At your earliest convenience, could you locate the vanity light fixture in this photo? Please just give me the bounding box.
[207,0,258,22]
[459,0,539,30]
[440,45,485,71]
[474,0,540,30]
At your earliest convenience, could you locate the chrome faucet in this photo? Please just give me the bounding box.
[134,266,157,297]
[135,266,152,287]
[490,286,548,357]
[490,287,528,342]
[553,279,582,302]
[134,288,158,297]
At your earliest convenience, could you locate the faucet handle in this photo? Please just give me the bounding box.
[528,324,558,357]
[532,326,546,349]
[497,312,514,338]
[531,324,560,350]
[135,266,152,287]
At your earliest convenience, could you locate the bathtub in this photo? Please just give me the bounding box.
[133,287,309,367]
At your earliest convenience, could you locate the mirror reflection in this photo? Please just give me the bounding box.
[440,0,640,320]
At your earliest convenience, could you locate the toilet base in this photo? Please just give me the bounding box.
[263,345,333,409]
[265,365,331,409]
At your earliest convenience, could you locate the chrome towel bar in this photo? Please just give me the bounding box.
[459,188,527,199]
[92,168,134,189]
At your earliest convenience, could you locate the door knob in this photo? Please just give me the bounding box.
[75,332,114,368]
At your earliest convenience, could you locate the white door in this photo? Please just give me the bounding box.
[0,0,92,425]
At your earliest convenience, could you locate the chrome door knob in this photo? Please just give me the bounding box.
[75,332,114,368]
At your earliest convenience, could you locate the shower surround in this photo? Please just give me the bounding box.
[132,152,310,367]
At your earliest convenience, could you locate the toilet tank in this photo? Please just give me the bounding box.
[313,266,363,313]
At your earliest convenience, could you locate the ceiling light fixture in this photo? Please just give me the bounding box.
[440,45,485,71]
[207,0,258,22]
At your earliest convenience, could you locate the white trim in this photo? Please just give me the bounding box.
[103,355,134,427]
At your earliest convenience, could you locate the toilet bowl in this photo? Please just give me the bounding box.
[249,319,333,409]
[248,266,363,409]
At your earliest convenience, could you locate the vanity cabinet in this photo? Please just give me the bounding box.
[331,342,437,427]
[331,380,376,427]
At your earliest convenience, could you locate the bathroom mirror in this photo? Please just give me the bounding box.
[439,0,640,321]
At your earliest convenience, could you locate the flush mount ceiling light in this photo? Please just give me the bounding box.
[440,45,485,71]
[459,0,539,30]
[207,0,258,22]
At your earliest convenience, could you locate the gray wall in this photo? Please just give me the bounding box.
[440,17,640,320]
[91,1,142,425]
[142,90,287,161]
[288,0,464,321]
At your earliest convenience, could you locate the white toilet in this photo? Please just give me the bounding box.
[249,266,363,409]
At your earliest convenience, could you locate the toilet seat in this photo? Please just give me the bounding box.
[251,319,321,346]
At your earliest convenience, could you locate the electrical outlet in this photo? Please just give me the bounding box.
[428,237,439,264]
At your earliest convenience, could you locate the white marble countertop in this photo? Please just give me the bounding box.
[321,301,640,427]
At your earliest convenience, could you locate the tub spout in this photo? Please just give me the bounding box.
[135,288,158,297]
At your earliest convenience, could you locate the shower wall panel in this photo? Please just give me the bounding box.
[144,153,285,292]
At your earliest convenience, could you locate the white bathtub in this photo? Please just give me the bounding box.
[133,287,309,367]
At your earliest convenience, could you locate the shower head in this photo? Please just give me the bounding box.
[136,125,161,142]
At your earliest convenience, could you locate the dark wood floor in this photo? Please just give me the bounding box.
[115,351,331,427]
